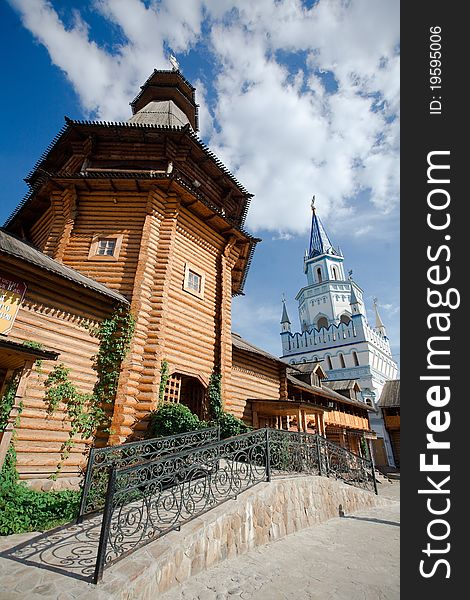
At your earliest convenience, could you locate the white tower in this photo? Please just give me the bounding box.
[280,198,399,466]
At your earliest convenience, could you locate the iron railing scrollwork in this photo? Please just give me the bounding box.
[78,427,220,520]
[266,429,376,495]
[94,429,268,582]
[318,436,377,494]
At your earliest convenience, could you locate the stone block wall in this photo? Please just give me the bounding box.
[99,475,392,598]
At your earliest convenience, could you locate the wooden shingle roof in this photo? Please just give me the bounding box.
[378,380,400,408]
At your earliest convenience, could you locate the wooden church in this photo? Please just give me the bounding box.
[0,70,374,487]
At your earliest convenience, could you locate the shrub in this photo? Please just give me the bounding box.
[212,412,250,439]
[148,402,206,437]
[0,446,80,535]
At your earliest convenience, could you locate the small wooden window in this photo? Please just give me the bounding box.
[183,263,205,299]
[88,234,123,261]
[187,270,202,293]
[97,238,116,256]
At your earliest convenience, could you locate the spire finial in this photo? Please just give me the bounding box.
[348,269,353,280]
[373,297,386,331]
[169,53,180,71]
[311,195,316,211]
[280,296,291,326]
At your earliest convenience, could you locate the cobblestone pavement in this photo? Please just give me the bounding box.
[160,480,400,600]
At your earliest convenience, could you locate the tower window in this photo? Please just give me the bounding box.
[97,238,116,256]
[332,266,338,280]
[352,351,359,366]
[88,234,123,260]
[340,314,351,325]
[187,270,202,293]
[316,268,323,283]
[339,353,346,368]
[317,317,328,329]
[183,263,205,299]
[326,355,333,370]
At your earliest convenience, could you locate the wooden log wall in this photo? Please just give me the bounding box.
[0,256,112,480]
[29,205,54,251]
[109,192,234,441]
[60,190,148,298]
[227,349,282,424]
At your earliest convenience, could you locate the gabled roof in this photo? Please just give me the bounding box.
[378,380,400,408]
[287,374,374,411]
[0,229,129,304]
[323,379,362,392]
[287,361,326,378]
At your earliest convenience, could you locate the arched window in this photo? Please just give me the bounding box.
[317,316,329,329]
[339,353,346,368]
[326,355,333,370]
[340,314,351,325]
[352,351,359,366]
[332,266,338,280]
[164,373,206,419]
[316,267,323,283]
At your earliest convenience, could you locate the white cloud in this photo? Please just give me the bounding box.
[8,0,399,239]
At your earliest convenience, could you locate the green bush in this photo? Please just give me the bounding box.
[147,401,250,442]
[148,402,206,437]
[212,412,250,439]
[0,446,80,535]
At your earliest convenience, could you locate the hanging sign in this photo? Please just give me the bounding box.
[0,273,27,335]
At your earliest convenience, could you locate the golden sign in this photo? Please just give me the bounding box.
[0,273,27,335]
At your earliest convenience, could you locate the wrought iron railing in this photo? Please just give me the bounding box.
[78,427,220,520]
[319,436,376,493]
[267,429,376,494]
[93,428,269,583]
[267,429,322,475]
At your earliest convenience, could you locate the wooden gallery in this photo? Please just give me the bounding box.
[0,71,375,488]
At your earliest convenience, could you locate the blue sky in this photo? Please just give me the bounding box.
[1,0,399,366]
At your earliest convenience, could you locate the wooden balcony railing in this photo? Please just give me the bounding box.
[324,411,370,431]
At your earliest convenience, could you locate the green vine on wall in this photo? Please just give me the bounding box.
[208,370,223,419]
[44,305,135,475]
[159,360,170,406]
[91,305,136,407]
[0,373,21,433]
[22,340,44,373]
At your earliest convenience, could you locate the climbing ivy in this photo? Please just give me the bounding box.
[207,369,249,438]
[208,370,223,419]
[0,372,21,433]
[360,434,370,460]
[22,340,44,372]
[44,305,135,474]
[44,364,98,474]
[159,359,170,405]
[91,305,136,407]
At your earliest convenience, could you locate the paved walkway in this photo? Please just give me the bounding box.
[160,480,400,600]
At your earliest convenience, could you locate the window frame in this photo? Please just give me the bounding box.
[183,263,205,299]
[88,234,123,261]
